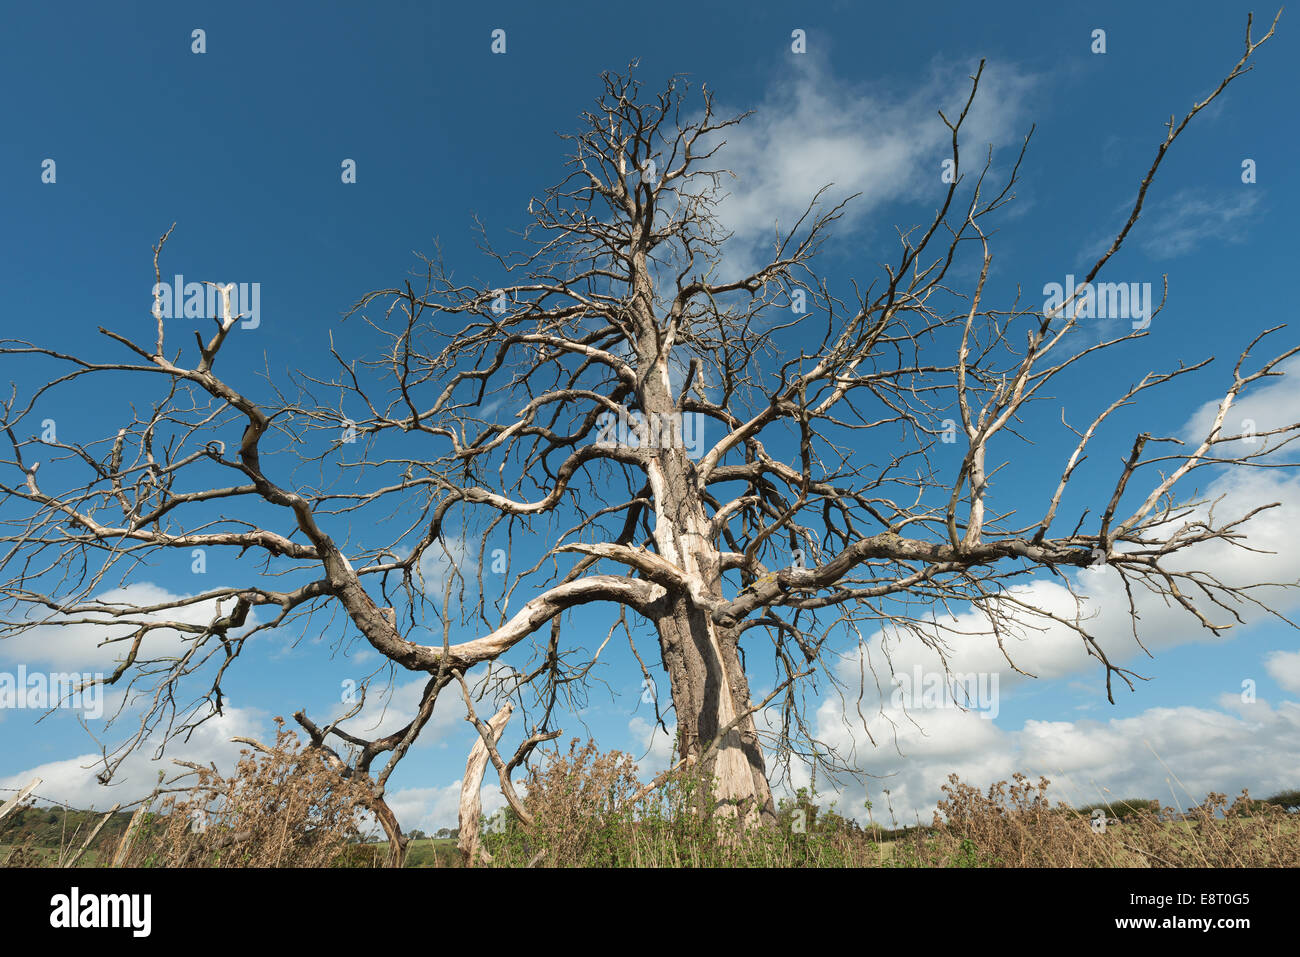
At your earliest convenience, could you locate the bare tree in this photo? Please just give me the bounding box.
[1,13,1293,862]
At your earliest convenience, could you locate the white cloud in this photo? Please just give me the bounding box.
[831,441,1300,723]
[418,534,478,601]
[329,674,467,745]
[0,703,270,813]
[386,780,507,834]
[1266,650,1300,694]
[807,694,1300,825]
[702,56,1037,279]
[1138,188,1259,260]
[628,716,677,777]
[1180,353,1300,461]
[0,582,260,673]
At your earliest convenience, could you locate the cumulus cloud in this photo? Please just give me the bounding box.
[790,364,1300,820]
[1180,353,1300,461]
[0,582,262,674]
[385,780,507,834]
[628,716,677,777]
[418,534,477,599]
[828,421,1300,724]
[1265,650,1300,694]
[327,674,466,745]
[0,703,271,812]
[806,693,1300,826]
[814,459,1300,747]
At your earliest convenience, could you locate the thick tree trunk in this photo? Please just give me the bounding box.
[655,596,776,828]
[639,355,775,828]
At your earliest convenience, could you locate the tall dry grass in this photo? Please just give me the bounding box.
[125,718,377,868]
[475,742,1300,868]
[5,733,1296,867]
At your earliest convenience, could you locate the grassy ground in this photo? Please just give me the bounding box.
[3,742,1297,868]
[355,803,1300,869]
[351,838,460,867]
[7,805,1297,868]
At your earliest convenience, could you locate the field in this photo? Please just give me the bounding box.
[5,766,1297,868]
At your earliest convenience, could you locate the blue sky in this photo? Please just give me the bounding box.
[2,0,1299,832]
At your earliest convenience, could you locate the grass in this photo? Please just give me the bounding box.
[4,734,1297,868]
[352,742,1300,869]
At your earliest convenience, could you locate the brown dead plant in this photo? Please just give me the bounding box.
[126,717,377,867]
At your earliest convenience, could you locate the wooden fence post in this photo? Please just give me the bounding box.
[0,777,42,825]
[111,802,150,867]
[63,803,122,868]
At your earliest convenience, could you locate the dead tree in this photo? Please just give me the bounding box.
[0,13,1293,845]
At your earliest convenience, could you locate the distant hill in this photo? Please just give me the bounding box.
[0,804,136,865]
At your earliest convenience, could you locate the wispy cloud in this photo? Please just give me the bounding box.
[700,55,1038,279]
[1138,188,1260,260]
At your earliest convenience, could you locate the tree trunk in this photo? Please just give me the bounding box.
[655,595,776,828]
[456,702,514,867]
[374,796,408,868]
[640,356,775,827]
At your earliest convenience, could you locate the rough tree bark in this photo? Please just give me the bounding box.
[641,349,775,823]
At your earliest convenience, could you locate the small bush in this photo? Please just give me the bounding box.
[127,717,377,868]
